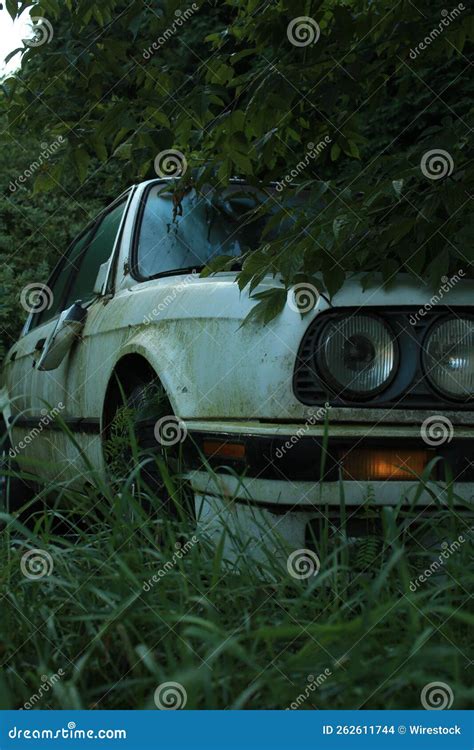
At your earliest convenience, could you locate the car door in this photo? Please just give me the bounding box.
[52,196,131,480]
[5,195,130,483]
[4,225,96,480]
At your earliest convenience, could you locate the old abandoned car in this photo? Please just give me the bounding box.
[1,178,473,554]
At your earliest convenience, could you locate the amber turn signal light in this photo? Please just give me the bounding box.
[338,448,431,481]
[203,440,246,460]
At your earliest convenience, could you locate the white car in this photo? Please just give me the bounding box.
[1,178,473,552]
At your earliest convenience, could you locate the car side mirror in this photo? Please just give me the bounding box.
[93,261,109,295]
[37,302,87,371]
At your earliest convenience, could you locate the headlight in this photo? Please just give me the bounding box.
[423,317,474,400]
[317,314,397,398]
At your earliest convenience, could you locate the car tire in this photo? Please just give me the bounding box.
[103,375,193,521]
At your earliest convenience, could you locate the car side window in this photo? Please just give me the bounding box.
[62,200,126,309]
[31,227,95,330]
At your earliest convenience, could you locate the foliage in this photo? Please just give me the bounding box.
[2,0,473,323]
[103,404,136,477]
[1,443,472,709]
[0,109,124,359]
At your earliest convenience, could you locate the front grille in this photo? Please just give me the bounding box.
[293,306,473,411]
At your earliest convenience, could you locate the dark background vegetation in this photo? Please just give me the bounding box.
[1,0,472,356]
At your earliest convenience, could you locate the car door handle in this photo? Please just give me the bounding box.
[34,338,46,352]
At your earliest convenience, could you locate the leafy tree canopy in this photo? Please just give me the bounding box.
[2,0,473,323]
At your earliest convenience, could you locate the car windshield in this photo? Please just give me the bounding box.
[135,184,297,279]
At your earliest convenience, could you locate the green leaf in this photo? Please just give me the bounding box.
[201,255,237,277]
[386,218,414,245]
[333,215,350,242]
[330,142,341,161]
[71,147,90,183]
[4,48,23,65]
[33,171,56,193]
[345,139,360,159]
[6,0,19,21]
[231,150,253,173]
[392,179,404,199]
[242,288,287,326]
[90,135,107,162]
[427,250,450,287]
[113,142,132,160]
[323,266,345,298]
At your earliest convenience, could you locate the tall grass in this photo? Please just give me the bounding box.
[0,425,472,710]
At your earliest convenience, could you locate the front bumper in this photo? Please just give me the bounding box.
[185,420,474,509]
